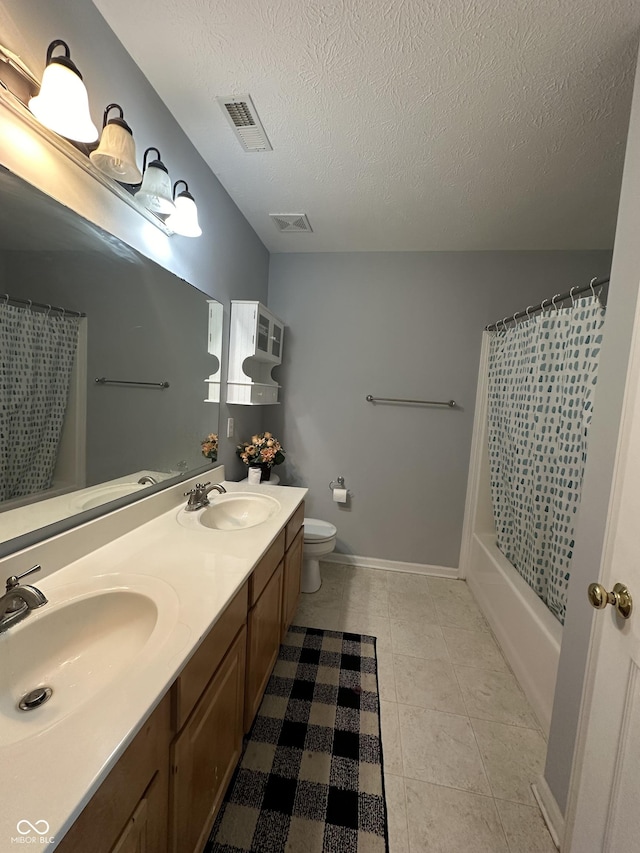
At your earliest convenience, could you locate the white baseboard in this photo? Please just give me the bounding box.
[322,552,458,578]
[531,776,563,850]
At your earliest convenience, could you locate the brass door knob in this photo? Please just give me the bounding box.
[587,582,633,619]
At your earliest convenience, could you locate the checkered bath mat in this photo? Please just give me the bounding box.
[206,625,389,852]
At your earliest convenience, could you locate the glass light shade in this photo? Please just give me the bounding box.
[29,62,98,142]
[166,192,202,237]
[135,164,175,214]
[90,123,142,183]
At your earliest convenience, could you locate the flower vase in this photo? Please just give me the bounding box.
[258,463,272,482]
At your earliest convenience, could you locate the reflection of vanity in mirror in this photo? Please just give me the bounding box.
[0,166,222,557]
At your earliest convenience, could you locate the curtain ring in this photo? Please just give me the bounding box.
[501,316,509,332]
[45,304,52,316]
[2,293,9,305]
[525,305,533,321]
[552,293,561,312]
[569,286,577,307]
[540,298,549,314]
[589,277,598,299]
[512,311,518,326]
[26,299,32,311]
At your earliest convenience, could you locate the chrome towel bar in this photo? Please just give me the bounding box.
[95,377,170,389]
[366,395,456,408]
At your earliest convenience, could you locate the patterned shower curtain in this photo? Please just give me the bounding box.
[0,302,80,501]
[487,295,605,624]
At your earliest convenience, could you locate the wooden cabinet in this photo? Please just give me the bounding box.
[226,300,285,405]
[282,526,303,638]
[245,560,283,731]
[282,501,305,639]
[170,627,247,853]
[56,693,172,853]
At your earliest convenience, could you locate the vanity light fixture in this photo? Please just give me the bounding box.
[89,104,142,184]
[135,147,175,214]
[165,180,202,237]
[28,40,98,143]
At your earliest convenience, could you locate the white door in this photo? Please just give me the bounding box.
[565,282,640,852]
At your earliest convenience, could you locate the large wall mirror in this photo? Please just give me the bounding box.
[0,166,222,557]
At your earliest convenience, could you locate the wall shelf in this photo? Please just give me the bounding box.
[227,301,284,405]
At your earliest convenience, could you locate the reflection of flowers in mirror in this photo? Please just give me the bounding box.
[237,432,285,467]
[201,433,219,461]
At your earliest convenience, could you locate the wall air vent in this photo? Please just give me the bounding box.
[217,94,272,152]
[270,214,313,233]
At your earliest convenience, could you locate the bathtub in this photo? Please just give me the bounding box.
[460,334,561,737]
[465,531,561,736]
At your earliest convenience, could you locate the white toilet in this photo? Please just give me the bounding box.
[302,518,337,593]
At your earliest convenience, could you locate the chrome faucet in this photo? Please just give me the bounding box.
[0,565,48,633]
[184,481,227,512]
[138,475,158,485]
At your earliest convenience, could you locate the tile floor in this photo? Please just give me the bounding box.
[291,564,557,853]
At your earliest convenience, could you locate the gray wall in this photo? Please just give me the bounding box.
[268,251,612,567]
[0,0,270,478]
[544,50,640,816]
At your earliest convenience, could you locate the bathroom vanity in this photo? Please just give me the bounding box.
[0,471,306,853]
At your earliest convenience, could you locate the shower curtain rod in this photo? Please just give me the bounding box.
[485,276,610,332]
[1,293,85,318]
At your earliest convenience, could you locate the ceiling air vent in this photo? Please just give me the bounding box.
[270,214,313,234]
[217,94,272,152]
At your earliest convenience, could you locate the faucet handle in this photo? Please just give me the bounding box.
[195,482,211,491]
[6,564,42,590]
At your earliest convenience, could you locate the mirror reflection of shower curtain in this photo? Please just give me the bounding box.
[0,302,80,501]
[487,295,606,624]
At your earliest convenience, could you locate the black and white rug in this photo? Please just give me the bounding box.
[206,625,389,852]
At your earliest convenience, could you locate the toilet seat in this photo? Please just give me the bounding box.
[303,518,337,543]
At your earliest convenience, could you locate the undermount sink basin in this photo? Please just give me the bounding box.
[178,492,281,531]
[0,574,179,745]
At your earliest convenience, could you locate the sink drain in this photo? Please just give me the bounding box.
[18,687,52,711]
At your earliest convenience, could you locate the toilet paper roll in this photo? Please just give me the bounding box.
[332,488,348,504]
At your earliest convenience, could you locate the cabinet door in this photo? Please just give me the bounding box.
[110,770,164,853]
[245,560,284,732]
[256,307,271,355]
[170,627,247,853]
[282,526,303,638]
[270,318,284,362]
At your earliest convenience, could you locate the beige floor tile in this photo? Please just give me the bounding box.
[435,594,490,632]
[292,601,343,631]
[385,571,434,597]
[455,666,540,729]
[343,565,390,588]
[384,774,409,853]
[471,719,547,806]
[337,607,392,648]
[342,582,390,617]
[380,700,404,776]
[441,625,508,671]
[388,589,440,625]
[390,620,449,661]
[376,650,397,701]
[301,580,343,607]
[496,800,557,853]
[398,704,491,795]
[319,560,349,583]
[404,778,509,853]
[394,655,466,715]
[427,577,476,602]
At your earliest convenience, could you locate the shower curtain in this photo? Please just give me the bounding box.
[487,295,605,624]
[0,302,80,501]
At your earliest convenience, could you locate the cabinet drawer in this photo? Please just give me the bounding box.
[285,500,305,550]
[173,582,248,731]
[250,529,285,606]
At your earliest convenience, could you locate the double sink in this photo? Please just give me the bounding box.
[0,488,280,747]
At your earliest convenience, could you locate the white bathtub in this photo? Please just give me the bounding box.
[465,531,561,736]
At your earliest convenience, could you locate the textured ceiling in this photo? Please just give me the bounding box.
[94,0,639,252]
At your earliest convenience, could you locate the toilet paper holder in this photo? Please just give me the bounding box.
[329,476,345,491]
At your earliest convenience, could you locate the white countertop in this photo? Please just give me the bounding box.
[0,474,306,850]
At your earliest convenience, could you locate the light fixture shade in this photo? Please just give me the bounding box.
[166,182,202,237]
[135,147,175,214]
[90,104,142,183]
[29,41,98,142]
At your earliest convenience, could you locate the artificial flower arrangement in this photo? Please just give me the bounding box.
[201,433,219,461]
[236,432,285,468]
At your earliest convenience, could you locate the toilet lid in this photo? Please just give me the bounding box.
[304,518,337,542]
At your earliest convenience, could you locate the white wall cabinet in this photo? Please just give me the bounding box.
[227,301,284,405]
